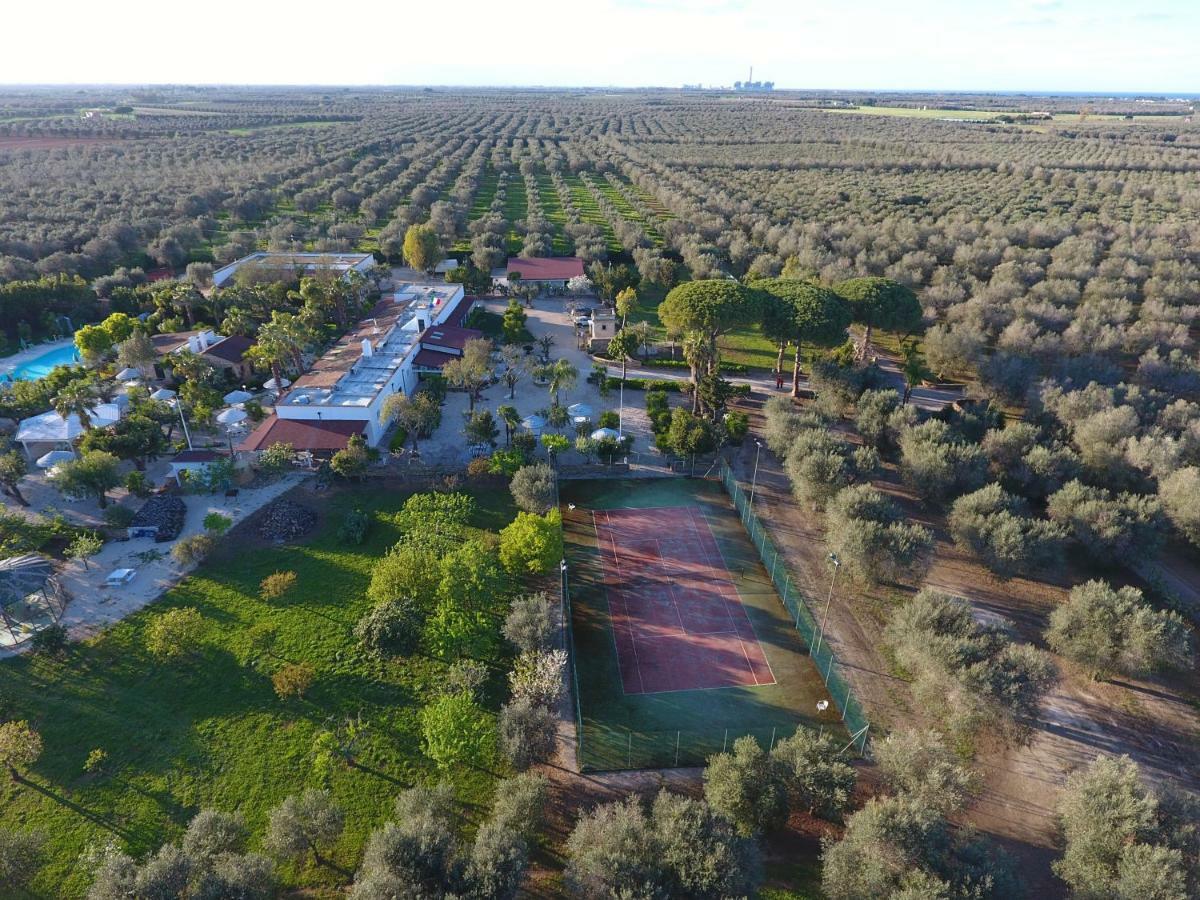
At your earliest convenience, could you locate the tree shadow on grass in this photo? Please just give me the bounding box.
[20,776,139,843]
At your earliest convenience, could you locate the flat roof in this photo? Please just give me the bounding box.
[213,252,375,287]
[277,284,463,409]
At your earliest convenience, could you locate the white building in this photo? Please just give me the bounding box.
[212,252,376,289]
[240,284,466,452]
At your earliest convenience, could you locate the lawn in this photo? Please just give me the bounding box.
[561,477,843,772]
[0,482,520,897]
[628,283,781,371]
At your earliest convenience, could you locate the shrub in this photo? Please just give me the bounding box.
[1053,755,1185,899]
[355,598,424,658]
[604,376,682,392]
[948,484,1066,578]
[1047,480,1166,566]
[0,721,42,778]
[30,623,68,657]
[420,691,495,770]
[337,507,370,545]
[509,463,556,515]
[1159,466,1200,548]
[1046,580,1193,680]
[259,570,297,602]
[723,409,749,441]
[264,789,344,863]
[0,827,46,889]
[499,697,557,771]
[872,729,977,815]
[886,589,1055,738]
[703,736,788,837]
[508,649,567,708]
[102,504,136,528]
[503,591,556,653]
[499,510,563,576]
[899,419,989,504]
[826,485,933,585]
[171,533,216,566]
[203,512,232,535]
[565,791,761,899]
[272,662,316,700]
[145,608,205,661]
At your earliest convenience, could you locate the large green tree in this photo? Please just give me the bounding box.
[659,280,760,406]
[753,278,853,397]
[403,223,442,274]
[48,450,121,507]
[833,277,923,359]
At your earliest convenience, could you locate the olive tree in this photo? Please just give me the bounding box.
[948,484,1066,578]
[1046,580,1192,680]
[826,485,933,585]
[509,462,556,514]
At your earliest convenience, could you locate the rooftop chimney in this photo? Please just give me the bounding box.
[361,338,373,358]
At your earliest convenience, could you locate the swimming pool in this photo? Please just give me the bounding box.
[10,343,80,381]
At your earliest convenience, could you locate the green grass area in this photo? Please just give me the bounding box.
[0,483,519,897]
[502,174,529,256]
[589,175,664,246]
[628,284,782,371]
[617,174,675,220]
[563,172,622,255]
[533,170,572,256]
[762,856,825,899]
[561,478,843,772]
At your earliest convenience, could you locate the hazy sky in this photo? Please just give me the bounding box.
[3,0,1195,92]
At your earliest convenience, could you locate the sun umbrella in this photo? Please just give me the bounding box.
[521,414,546,434]
[115,367,141,381]
[567,402,593,419]
[35,449,75,469]
[223,389,253,406]
[216,407,247,426]
[150,388,176,401]
[590,427,620,441]
[263,376,291,390]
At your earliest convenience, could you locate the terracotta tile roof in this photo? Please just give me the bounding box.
[290,297,410,391]
[506,257,584,281]
[412,348,453,370]
[443,297,477,327]
[420,324,483,353]
[204,335,254,365]
[238,415,364,452]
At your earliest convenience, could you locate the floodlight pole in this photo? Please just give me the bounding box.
[748,440,763,509]
[171,399,193,451]
[813,553,840,658]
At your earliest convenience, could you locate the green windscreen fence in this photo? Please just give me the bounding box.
[716,461,871,748]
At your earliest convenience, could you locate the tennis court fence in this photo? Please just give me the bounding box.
[716,460,871,751]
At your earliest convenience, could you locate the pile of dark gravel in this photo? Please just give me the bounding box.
[257,500,316,542]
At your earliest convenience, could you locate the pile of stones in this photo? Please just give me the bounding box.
[257,500,316,542]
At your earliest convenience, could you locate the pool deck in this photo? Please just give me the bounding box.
[0,337,77,380]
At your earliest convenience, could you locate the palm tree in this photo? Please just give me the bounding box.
[498,404,521,446]
[52,380,95,430]
[900,340,926,404]
[546,359,578,406]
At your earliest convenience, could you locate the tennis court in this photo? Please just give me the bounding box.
[594,506,775,694]
[562,477,844,771]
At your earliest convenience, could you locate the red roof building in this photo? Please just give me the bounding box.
[237,415,364,455]
[506,257,585,283]
[412,324,485,372]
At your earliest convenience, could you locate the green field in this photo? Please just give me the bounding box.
[561,477,842,772]
[0,483,518,897]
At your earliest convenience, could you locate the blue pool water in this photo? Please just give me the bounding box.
[10,343,80,381]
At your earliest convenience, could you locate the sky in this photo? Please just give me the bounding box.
[2,0,1196,93]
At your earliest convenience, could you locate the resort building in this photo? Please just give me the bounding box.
[240,283,467,453]
[152,329,256,381]
[211,252,376,289]
[505,256,585,289]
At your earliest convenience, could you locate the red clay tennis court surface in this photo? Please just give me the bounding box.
[593,505,775,695]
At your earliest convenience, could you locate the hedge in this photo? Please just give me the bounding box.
[641,358,751,374]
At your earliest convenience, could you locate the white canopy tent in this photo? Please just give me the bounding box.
[223,389,253,406]
[590,427,620,441]
[521,414,546,437]
[115,367,141,382]
[15,402,124,456]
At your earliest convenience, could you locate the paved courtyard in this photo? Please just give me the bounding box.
[409,295,663,467]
